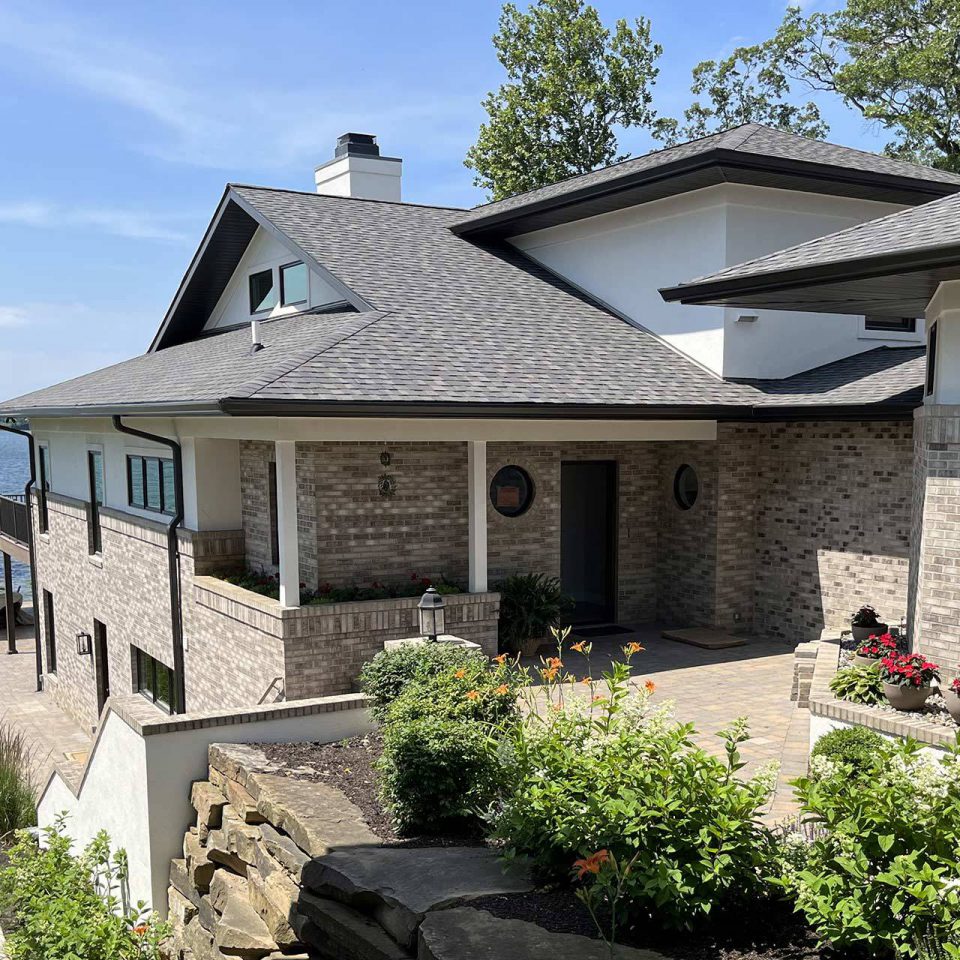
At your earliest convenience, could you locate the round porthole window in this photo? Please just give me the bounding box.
[673,464,699,510]
[490,465,535,517]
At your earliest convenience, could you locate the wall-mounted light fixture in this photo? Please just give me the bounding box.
[75,630,92,656]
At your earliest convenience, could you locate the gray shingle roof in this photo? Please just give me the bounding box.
[0,185,925,417]
[453,124,960,230]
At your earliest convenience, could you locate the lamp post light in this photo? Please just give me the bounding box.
[417,586,446,642]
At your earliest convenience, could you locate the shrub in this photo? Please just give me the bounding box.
[810,726,884,780]
[359,642,485,720]
[829,665,884,705]
[492,653,778,930]
[0,821,169,959]
[378,715,500,834]
[852,604,883,628]
[779,738,960,957]
[0,720,35,837]
[495,573,573,654]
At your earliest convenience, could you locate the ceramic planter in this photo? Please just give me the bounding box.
[520,635,549,657]
[883,682,931,712]
[852,623,888,644]
[852,654,882,670]
[944,688,960,724]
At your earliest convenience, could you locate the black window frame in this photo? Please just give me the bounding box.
[87,449,104,555]
[248,268,277,314]
[42,588,56,674]
[673,463,699,511]
[37,444,50,534]
[126,455,177,516]
[268,461,280,566]
[279,261,308,307]
[134,645,177,714]
[865,316,918,333]
[927,321,938,396]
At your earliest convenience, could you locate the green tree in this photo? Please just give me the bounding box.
[465,0,662,200]
[659,0,960,171]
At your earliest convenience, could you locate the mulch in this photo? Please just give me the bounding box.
[260,735,484,847]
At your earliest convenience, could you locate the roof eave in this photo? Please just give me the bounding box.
[3,401,226,420]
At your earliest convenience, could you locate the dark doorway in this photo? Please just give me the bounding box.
[93,619,110,716]
[560,461,618,624]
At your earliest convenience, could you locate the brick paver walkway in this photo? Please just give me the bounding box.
[525,624,808,821]
[0,613,92,794]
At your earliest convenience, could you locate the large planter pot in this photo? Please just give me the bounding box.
[852,623,888,643]
[944,688,960,724]
[883,682,931,712]
[852,654,882,670]
[520,635,549,658]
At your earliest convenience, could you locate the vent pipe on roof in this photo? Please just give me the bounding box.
[314,133,402,202]
[250,319,264,354]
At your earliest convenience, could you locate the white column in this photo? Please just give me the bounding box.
[467,440,488,593]
[275,440,301,609]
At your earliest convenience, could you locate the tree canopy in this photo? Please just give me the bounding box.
[464,0,662,200]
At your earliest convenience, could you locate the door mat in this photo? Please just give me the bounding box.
[572,624,635,639]
[661,627,746,649]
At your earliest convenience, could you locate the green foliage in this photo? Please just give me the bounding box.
[492,659,778,930]
[779,737,960,956]
[829,664,884,705]
[375,651,519,834]
[810,726,884,779]
[358,642,486,720]
[659,0,960,171]
[465,0,662,199]
[0,720,36,838]
[0,821,169,959]
[495,573,573,654]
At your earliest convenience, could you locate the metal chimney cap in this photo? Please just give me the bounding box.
[335,133,380,159]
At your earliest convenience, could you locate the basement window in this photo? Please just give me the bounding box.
[280,261,308,306]
[865,316,917,333]
[249,268,278,314]
[134,645,177,714]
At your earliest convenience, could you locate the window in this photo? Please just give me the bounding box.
[927,321,938,396]
[673,464,699,510]
[280,261,308,306]
[865,316,918,333]
[127,455,177,515]
[134,646,177,713]
[37,444,50,533]
[42,589,56,674]
[268,461,279,566]
[489,465,535,517]
[87,449,104,554]
[249,268,277,314]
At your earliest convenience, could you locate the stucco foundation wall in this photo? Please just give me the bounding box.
[753,420,913,643]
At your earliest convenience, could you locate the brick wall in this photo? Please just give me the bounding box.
[753,420,913,643]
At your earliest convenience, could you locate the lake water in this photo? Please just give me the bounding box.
[0,430,33,599]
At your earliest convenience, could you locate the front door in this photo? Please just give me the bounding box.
[560,461,617,624]
[94,619,110,716]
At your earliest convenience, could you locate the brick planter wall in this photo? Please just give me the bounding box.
[193,577,500,700]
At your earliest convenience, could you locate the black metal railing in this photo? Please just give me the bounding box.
[0,493,29,545]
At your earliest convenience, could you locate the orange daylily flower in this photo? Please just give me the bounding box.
[133,923,149,936]
[495,683,510,695]
[573,850,610,879]
[465,689,479,700]
[546,656,563,669]
[622,641,645,656]
[580,676,593,685]
[454,668,467,679]
[592,695,608,704]
[571,641,587,653]
[645,680,656,694]
[541,667,559,682]
[493,653,508,665]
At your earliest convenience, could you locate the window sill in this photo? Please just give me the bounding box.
[87,553,103,569]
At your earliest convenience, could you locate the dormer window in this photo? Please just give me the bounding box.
[280,261,307,306]
[249,269,277,314]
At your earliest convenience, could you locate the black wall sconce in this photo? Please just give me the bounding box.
[76,630,92,656]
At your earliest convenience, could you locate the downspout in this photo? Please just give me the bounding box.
[0,420,42,691]
[112,416,187,714]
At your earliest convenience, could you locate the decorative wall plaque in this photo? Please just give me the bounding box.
[378,474,396,497]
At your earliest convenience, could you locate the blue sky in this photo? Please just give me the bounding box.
[0,0,880,399]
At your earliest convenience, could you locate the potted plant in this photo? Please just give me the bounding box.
[852,632,898,669]
[879,652,940,711]
[944,678,960,724]
[495,573,574,656]
[851,605,888,644]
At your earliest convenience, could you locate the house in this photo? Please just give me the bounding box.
[2,124,957,731]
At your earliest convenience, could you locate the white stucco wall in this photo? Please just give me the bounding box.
[38,698,374,916]
[511,183,921,379]
[203,227,344,331]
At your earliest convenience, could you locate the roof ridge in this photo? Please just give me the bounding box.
[230,183,466,213]
[230,310,392,399]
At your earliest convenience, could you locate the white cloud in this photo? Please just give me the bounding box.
[0,306,29,328]
[0,200,189,241]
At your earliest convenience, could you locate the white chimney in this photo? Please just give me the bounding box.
[314,133,402,201]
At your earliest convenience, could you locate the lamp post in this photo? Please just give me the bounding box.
[417,586,446,642]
